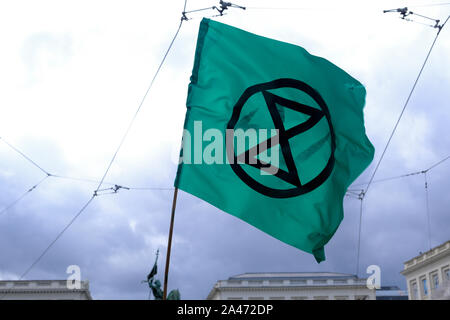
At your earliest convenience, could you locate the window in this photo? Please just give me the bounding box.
[291,296,308,300]
[444,268,450,282]
[290,280,306,285]
[334,280,348,284]
[13,281,28,287]
[421,278,428,296]
[431,273,439,289]
[313,280,327,284]
[410,281,418,300]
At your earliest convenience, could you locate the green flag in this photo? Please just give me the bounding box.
[175,18,374,262]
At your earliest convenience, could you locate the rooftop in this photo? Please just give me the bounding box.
[229,272,358,280]
[402,240,450,274]
[207,272,371,300]
[376,286,408,297]
[0,280,92,300]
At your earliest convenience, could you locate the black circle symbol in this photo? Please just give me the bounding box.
[226,78,336,198]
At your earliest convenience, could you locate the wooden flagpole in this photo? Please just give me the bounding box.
[163,187,179,300]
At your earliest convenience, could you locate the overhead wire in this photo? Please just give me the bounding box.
[17,196,95,281]
[345,193,360,200]
[355,194,364,276]
[7,0,189,282]
[93,1,187,195]
[0,195,94,300]
[409,2,450,8]
[416,154,450,251]
[128,187,174,191]
[0,137,50,176]
[352,153,450,275]
[0,140,171,221]
[0,175,49,217]
[351,170,423,187]
[1,1,449,287]
[354,11,449,275]
[349,154,449,188]
[425,155,450,171]
[45,174,173,191]
[246,2,450,11]
[0,137,52,218]
[424,172,432,250]
[363,16,449,196]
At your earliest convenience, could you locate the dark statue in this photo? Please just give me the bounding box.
[142,250,180,300]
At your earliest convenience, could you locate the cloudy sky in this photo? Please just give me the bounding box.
[0,0,449,299]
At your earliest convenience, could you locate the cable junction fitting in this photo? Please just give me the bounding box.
[93,184,130,197]
[181,0,245,20]
[383,7,442,30]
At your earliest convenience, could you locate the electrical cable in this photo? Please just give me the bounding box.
[350,154,450,187]
[425,155,450,171]
[409,2,450,8]
[356,196,364,276]
[364,20,448,195]
[94,2,187,194]
[4,1,189,283]
[424,172,432,250]
[18,196,95,280]
[0,176,49,217]
[0,137,50,176]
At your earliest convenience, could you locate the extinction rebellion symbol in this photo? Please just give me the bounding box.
[226,78,336,198]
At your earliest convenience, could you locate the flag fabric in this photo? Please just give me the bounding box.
[175,18,374,262]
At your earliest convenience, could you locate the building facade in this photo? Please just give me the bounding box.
[375,286,408,300]
[207,272,375,300]
[0,280,92,300]
[401,240,450,300]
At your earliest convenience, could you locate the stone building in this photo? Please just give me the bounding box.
[0,280,92,300]
[401,240,450,300]
[207,272,375,300]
